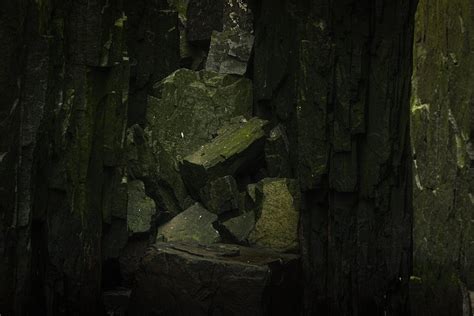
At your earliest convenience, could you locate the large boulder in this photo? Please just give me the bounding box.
[147,69,253,160]
[249,178,301,252]
[127,180,157,236]
[180,117,269,197]
[157,203,221,244]
[129,242,301,316]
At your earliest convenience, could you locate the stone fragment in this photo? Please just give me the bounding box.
[265,124,291,178]
[128,242,301,316]
[199,175,240,214]
[157,203,220,244]
[148,69,253,160]
[249,178,301,252]
[127,180,156,235]
[219,212,255,244]
[206,30,254,75]
[126,124,193,220]
[180,117,269,197]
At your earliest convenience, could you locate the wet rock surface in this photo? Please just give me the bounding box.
[129,242,301,316]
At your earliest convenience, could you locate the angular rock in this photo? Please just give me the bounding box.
[129,242,301,316]
[147,69,253,160]
[206,29,254,75]
[126,124,193,220]
[249,178,301,252]
[127,180,156,235]
[186,0,224,42]
[219,212,255,244]
[180,117,269,197]
[157,203,220,244]
[265,125,291,178]
[199,175,240,214]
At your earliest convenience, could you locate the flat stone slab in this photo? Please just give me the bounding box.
[157,203,221,244]
[129,242,301,316]
[180,117,269,197]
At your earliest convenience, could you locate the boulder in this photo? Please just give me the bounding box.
[265,125,291,178]
[129,242,301,316]
[127,180,156,236]
[126,124,193,220]
[180,117,269,197]
[199,175,240,214]
[147,69,253,160]
[249,178,301,252]
[219,211,255,244]
[157,203,221,244]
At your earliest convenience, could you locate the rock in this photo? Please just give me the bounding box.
[186,0,224,42]
[102,219,128,260]
[180,117,269,197]
[119,240,150,288]
[199,175,240,214]
[157,203,220,244]
[147,69,253,160]
[129,242,301,316]
[219,212,255,244]
[206,29,254,75]
[103,288,131,316]
[265,125,291,178]
[126,124,193,220]
[249,178,300,252]
[127,180,156,236]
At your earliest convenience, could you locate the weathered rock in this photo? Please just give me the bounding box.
[265,124,291,178]
[147,69,253,160]
[129,242,301,316]
[127,180,156,235]
[219,212,255,244]
[157,203,220,244]
[126,124,193,220]
[199,175,240,214]
[206,29,254,75]
[103,289,131,316]
[180,117,269,197]
[249,178,300,252]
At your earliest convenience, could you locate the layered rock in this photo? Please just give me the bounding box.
[180,117,269,197]
[129,242,301,315]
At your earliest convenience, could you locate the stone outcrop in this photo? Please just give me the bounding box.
[129,242,301,316]
[147,69,253,160]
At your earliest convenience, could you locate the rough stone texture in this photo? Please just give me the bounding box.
[125,2,180,125]
[248,178,300,252]
[180,117,269,197]
[219,212,255,244]
[103,289,132,316]
[127,180,156,235]
[119,239,150,288]
[157,203,220,244]
[411,0,474,313]
[199,175,240,214]
[206,30,254,75]
[129,242,301,316]
[265,125,292,178]
[126,124,192,221]
[147,68,253,160]
[254,0,417,314]
[186,0,224,42]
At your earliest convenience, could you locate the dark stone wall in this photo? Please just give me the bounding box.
[253,0,417,314]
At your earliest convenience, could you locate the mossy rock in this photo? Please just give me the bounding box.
[127,180,157,235]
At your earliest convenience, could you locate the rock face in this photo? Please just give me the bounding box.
[147,69,253,160]
[411,0,474,314]
[199,175,240,214]
[129,242,301,316]
[186,0,224,42]
[127,180,156,235]
[180,117,269,197]
[265,125,291,178]
[249,178,300,252]
[157,203,220,244]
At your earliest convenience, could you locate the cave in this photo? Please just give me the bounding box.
[0,0,473,315]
